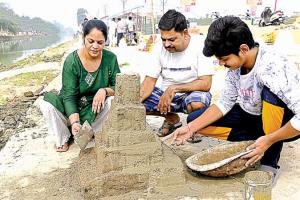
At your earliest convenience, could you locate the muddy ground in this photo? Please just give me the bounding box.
[0,97,37,150]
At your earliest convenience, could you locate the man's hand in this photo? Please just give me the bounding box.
[171,125,194,145]
[92,88,106,113]
[158,86,176,114]
[242,135,273,166]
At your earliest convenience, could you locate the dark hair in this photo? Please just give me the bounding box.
[158,9,187,32]
[83,19,108,41]
[203,16,255,57]
[128,16,132,20]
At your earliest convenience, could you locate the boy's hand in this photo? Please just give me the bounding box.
[242,135,272,166]
[171,125,194,145]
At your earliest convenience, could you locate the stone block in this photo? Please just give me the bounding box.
[95,142,164,174]
[108,104,146,131]
[114,74,140,105]
[95,127,157,148]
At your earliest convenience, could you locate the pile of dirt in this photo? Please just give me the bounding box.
[0,96,38,150]
[2,158,84,200]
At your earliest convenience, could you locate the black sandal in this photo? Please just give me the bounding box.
[157,120,182,137]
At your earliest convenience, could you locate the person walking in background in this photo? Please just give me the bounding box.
[126,16,135,45]
[80,17,89,33]
[108,17,117,47]
[116,17,127,47]
[39,19,120,152]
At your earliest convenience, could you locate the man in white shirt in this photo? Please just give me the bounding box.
[140,10,214,137]
[126,16,135,45]
[108,18,117,47]
[172,16,300,185]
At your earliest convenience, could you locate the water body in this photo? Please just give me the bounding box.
[0,34,72,66]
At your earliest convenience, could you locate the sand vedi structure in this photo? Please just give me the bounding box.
[77,74,190,199]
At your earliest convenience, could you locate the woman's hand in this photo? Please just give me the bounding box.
[242,135,273,166]
[71,122,81,135]
[171,125,194,145]
[92,88,107,113]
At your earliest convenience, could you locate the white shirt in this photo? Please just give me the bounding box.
[117,20,127,33]
[216,44,300,131]
[127,20,134,32]
[147,35,215,91]
[108,21,117,35]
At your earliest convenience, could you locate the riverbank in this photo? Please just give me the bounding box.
[0,37,80,150]
[0,38,77,72]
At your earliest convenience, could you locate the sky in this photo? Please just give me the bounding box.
[0,0,151,29]
[0,0,299,30]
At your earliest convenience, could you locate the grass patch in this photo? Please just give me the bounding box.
[0,70,60,105]
[2,70,59,86]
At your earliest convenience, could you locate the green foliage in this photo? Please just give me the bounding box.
[0,3,59,35]
[0,18,19,34]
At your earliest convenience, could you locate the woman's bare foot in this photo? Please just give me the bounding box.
[54,143,69,152]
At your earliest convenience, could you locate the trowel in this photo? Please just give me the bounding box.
[74,121,94,150]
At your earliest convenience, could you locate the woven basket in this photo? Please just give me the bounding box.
[185,141,255,177]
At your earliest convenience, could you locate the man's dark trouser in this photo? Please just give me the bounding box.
[117,32,124,46]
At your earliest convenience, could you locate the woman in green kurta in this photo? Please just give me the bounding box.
[40,19,120,152]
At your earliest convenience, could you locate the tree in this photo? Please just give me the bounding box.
[0,19,19,34]
[0,3,60,36]
[77,8,88,26]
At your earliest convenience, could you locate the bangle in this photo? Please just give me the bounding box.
[71,121,80,126]
[187,124,191,133]
[103,88,108,96]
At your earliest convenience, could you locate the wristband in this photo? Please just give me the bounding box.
[71,121,80,126]
[187,124,192,134]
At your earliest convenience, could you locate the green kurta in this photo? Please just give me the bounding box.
[44,49,120,124]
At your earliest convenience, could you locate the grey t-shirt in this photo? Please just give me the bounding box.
[216,44,300,131]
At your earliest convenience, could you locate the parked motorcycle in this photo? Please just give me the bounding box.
[259,7,285,27]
